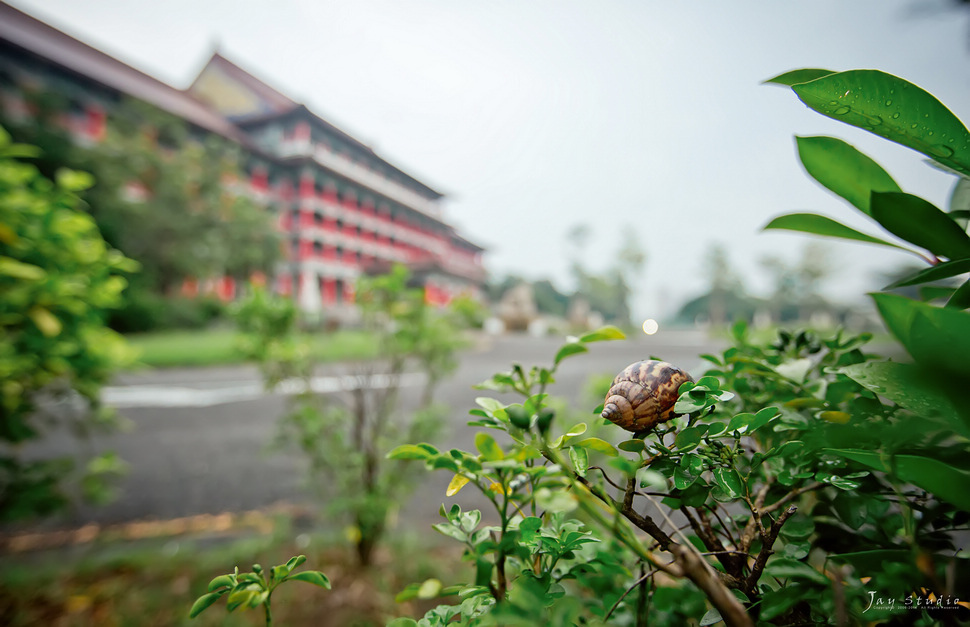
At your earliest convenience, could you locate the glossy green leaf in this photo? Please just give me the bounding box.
[578,325,626,343]
[188,592,224,618]
[712,467,744,499]
[791,70,970,176]
[884,258,970,288]
[825,448,970,511]
[870,192,970,260]
[795,136,901,214]
[872,292,970,378]
[950,177,970,227]
[225,588,257,612]
[554,342,588,365]
[474,432,504,461]
[0,256,47,280]
[287,570,332,588]
[572,437,618,457]
[764,213,909,250]
[763,68,836,86]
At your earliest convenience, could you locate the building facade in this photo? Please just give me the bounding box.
[0,3,485,315]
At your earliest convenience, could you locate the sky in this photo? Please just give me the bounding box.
[9,0,970,320]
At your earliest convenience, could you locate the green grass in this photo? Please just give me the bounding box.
[126,327,380,369]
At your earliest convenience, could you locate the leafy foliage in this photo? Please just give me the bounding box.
[189,554,330,626]
[0,126,134,520]
[383,68,970,626]
[236,265,470,566]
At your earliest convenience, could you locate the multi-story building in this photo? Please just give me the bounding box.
[0,2,485,315]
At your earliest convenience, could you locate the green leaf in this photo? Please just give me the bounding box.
[189,592,225,618]
[207,574,234,592]
[286,570,332,588]
[578,325,626,343]
[700,608,723,626]
[284,555,307,572]
[712,468,744,499]
[870,192,970,260]
[386,444,432,460]
[475,397,505,413]
[947,278,970,309]
[885,258,970,288]
[839,361,966,435]
[763,213,909,251]
[226,588,257,612]
[55,168,95,192]
[872,292,970,379]
[572,437,618,457]
[446,473,470,496]
[535,487,577,513]
[825,448,970,511]
[0,256,47,280]
[795,136,901,215]
[763,68,836,86]
[791,70,970,176]
[554,342,587,365]
[675,426,705,452]
[764,558,829,585]
[474,432,504,461]
[417,578,442,599]
[568,446,589,478]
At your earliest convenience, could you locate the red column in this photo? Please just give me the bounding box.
[322,278,336,304]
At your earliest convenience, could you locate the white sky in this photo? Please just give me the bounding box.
[10,0,970,319]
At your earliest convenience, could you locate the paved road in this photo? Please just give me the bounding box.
[11,331,725,533]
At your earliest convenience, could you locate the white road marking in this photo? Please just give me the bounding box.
[102,373,426,408]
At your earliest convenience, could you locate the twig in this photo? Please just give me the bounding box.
[760,482,823,515]
[604,567,658,621]
[743,505,797,596]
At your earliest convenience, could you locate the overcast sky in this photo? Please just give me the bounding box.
[10,0,970,319]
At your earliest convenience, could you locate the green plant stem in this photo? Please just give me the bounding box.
[264,598,273,627]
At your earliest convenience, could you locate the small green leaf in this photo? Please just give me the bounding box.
[474,432,504,461]
[578,325,626,342]
[700,608,724,626]
[55,168,95,191]
[554,342,588,365]
[284,555,307,572]
[572,437,618,457]
[446,473,470,496]
[870,192,970,260]
[763,68,836,86]
[568,446,589,477]
[189,592,225,618]
[417,578,442,599]
[0,256,47,280]
[795,136,902,215]
[764,213,909,250]
[386,444,432,460]
[712,468,744,499]
[563,422,587,437]
[226,588,257,612]
[286,570,332,588]
[207,574,234,592]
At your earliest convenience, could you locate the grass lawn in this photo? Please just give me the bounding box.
[126,327,380,369]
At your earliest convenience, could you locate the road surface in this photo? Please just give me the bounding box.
[10,330,724,533]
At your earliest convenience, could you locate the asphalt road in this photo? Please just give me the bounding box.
[11,330,725,533]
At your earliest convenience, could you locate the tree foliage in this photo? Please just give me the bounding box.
[0,126,133,520]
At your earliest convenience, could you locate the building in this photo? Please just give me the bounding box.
[0,2,486,315]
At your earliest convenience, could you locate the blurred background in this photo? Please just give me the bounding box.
[0,0,968,624]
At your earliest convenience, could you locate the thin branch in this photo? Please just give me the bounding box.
[760,481,823,515]
[604,568,658,621]
[743,505,798,596]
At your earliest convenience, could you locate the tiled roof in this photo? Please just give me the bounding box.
[0,2,247,143]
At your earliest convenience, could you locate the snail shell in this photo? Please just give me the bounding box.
[601,360,694,432]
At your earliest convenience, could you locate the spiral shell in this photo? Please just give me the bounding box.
[601,360,694,432]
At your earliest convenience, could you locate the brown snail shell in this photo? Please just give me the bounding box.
[601,360,694,432]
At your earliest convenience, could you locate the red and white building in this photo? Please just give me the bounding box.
[0,3,486,315]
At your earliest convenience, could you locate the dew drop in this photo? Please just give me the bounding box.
[833,105,851,115]
[869,115,883,126]
[885,99,893,106]
[892,113,900,119]
[911,123,919,129]
[931,144,955,158]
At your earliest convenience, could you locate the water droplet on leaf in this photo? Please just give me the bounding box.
[833,105,851,115]
[931,145,955,158]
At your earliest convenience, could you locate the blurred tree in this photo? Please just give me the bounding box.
[760,241,835,322]
[675,242,760,326]
[0,127,133,520]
